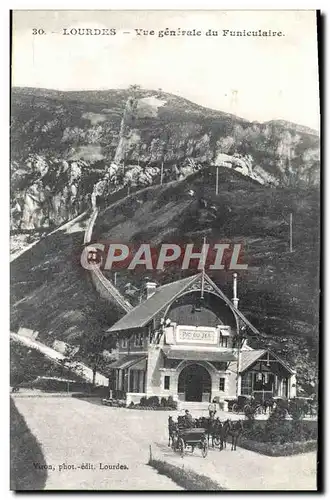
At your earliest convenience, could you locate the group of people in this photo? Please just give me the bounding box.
[182,405,217,429]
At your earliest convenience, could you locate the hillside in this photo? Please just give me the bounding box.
[10,212,123,347]
[11,169,319,394]
[11,87,320,232]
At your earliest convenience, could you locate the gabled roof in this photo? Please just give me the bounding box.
[240,349,267,372]
[228,349,294,374]
[106,274,200,333]
[106,272,265,340]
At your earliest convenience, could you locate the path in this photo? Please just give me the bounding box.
[13,397,181,490]
[154,442,317,491]
[13,396,317,491]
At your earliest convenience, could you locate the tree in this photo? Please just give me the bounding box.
[128,84,141,95]
[57,345,84,380]
[78,332,116,387]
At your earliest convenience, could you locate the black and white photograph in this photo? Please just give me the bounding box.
[9,9,320,491]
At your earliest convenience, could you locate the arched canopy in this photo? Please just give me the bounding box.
[165,290,237,329]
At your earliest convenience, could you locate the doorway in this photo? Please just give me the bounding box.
[178,364,211,402]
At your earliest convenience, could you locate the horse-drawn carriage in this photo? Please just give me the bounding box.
[168,414,244,455]
[228,395,275,416]
[229,395,262,415]
[173,427,208,458]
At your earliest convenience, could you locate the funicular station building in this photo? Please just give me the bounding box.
[107,272,296,408]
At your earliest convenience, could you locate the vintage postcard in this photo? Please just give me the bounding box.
[10,9,320,491]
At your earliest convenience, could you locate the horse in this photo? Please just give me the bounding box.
[168,416,177,447]
[262,398,275,414]
[209,418,227,450]
[225,419,244,451]
[205,414,215,446]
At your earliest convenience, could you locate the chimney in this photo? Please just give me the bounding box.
[145,281,157,299]
[232,272,239,309]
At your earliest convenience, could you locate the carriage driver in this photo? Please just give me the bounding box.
[184,409,194,428]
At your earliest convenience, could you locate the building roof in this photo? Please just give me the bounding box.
[107,274,200,333]
[106,272,266,341]
[228,349,294,374]
[239,349,267,372]
[108,354,147,370]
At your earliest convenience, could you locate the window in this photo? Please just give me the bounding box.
[134,332,144,347]
[148,323,153,342]
[220,336,228,348]
[219,377,225,392]
[241,372,252,395]
[282,378,289,398]
[164,376,170,390]
[122,337,128,348]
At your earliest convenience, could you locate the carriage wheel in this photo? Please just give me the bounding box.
[256,405,263,415]
[283,409,289,419]
[202,439,208,458]
[243,404,251,415]
[232,403,239,413]
[178,438,185,458]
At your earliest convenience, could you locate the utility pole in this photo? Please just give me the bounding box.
[289,213,293,252]
[201,236,206,300]
[160,161,164,185]
[232,272,241,398]
[215,166,219,196]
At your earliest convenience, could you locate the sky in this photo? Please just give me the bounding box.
[12,10,320,130]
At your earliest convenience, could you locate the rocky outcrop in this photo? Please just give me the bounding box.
[11,87,320,231]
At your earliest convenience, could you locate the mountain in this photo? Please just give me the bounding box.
[11,87,320,232]
[10,86,320,395]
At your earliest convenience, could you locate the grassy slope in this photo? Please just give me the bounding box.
[10,213,122,346]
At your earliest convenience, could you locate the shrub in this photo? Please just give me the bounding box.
[288,398,309,421]
[147,396,160,407]
[160,397,167,407]
[243,421,265,441]
[239,438,317,456]
[140,396,147,407]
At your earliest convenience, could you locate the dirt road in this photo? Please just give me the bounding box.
[13,396,317,491]
[13,397,180,490]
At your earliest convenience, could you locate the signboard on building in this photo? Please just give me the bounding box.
[175,326,218,345]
